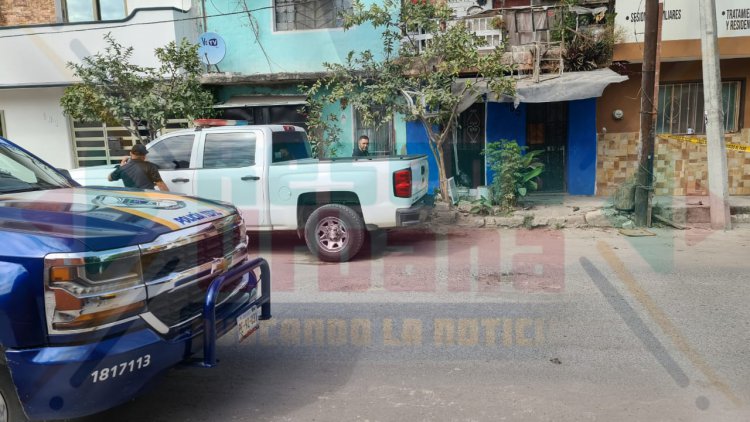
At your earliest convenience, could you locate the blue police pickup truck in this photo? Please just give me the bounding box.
[0,137,271,421]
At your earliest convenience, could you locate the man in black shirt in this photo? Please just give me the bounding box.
[108,144,169,191]
[352,135,370,157]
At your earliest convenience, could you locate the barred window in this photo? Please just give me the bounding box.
[354,107,394,156]
[657,81,742,135]
[274,0,352,31]
[71,118,190,167]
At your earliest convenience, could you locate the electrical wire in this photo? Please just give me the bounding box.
[0,6,274,39]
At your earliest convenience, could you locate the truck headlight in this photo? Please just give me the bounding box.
[44,247,147,333]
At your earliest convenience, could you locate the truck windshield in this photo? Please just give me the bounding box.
[0,141,74,194]
[271,131,313,162]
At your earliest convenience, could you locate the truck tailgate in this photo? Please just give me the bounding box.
[409,156,429,202]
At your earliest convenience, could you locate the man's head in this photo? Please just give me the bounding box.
[130,144,148,160]
[357,135,369,152]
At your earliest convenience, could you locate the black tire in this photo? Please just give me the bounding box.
[0,366,29,422]
[304,204,365,262]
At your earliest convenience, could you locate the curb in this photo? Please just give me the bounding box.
[428,209,750,231]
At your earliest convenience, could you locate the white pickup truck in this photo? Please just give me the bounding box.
[68,121,430,262]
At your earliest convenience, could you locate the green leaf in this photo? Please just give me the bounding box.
[522,166,543,182]
[517,187,527,197]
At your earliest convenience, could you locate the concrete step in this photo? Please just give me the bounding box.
[655,202,750,224]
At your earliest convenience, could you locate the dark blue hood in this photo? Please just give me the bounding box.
[0,187,235,251]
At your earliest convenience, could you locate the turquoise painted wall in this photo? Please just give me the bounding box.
[205,0,404,158]
[204,0,388,74]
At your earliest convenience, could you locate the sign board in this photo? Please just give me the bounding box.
[197,32,226,65]
[616,0,750,43]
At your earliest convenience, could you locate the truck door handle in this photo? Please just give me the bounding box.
[172,178,190,183]
[241,175,260,181]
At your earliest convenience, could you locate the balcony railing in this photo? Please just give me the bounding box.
[402,14,504,54]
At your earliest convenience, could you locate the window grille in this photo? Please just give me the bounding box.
[274,0,352,31]
[657,81,741,135]
[71,118,190,167]
[402,17,503,54]
[353,108,393,156]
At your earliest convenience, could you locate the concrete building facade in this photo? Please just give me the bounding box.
[0,1,198,168]
[596,0,750,196]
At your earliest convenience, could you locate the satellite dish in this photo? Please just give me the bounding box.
[197,32,226,65]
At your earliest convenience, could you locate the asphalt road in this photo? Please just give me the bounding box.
[79,227,750,421]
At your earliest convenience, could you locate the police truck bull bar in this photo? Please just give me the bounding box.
[199,257,271,367]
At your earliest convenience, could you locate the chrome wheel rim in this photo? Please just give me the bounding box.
[315,216,348,253]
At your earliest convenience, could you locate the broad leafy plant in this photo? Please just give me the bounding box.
[484,140,544,210]
[469,197,494,216]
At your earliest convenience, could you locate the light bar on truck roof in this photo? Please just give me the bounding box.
[193,119,250,127]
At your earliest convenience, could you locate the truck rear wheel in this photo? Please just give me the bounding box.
[0,366,29,422]
[304,204,365,262]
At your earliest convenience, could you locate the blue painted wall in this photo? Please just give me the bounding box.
[405,121,440,192]
[485,102,527,186]
[407,99,598,195]
[566,99,597,195]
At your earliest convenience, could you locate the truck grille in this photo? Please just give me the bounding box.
[140,215,248,331]
[147,274,245,328]
[141,228,240,281]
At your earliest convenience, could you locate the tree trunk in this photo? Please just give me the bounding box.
[435,142,449,202]
[420,117,453,204]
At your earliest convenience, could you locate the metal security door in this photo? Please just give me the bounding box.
[526,102,567,192]
[456,103,486,188]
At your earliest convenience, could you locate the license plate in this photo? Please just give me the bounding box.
[237,306,260,342]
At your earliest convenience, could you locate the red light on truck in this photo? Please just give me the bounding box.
[393,169,412,198]
[194,119,250,127]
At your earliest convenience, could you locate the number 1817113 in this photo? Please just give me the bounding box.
[91,355,151,383]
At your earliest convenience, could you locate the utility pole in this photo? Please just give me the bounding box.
[699,0,731,230]
[634,0,659,227]
[201,0,208,33]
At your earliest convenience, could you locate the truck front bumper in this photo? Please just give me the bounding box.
[395,200,432,227]
[5,258,270,421]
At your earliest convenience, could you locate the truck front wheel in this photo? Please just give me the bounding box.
[0,366,29,422]
[304,204,365,262]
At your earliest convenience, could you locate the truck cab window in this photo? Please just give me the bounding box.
[203,132,256,168]
[0,143,71,193]
[147,135,195,170]
[271,131,311,162]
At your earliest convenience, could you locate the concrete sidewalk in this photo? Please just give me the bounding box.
[432,193,750,229]
[654,195,750,224]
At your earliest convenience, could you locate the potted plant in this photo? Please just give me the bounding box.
[490,16,504,30]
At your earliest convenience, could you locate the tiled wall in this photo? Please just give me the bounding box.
[596,129,750,196]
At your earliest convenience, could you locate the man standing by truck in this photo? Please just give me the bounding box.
[108,143,169,191]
